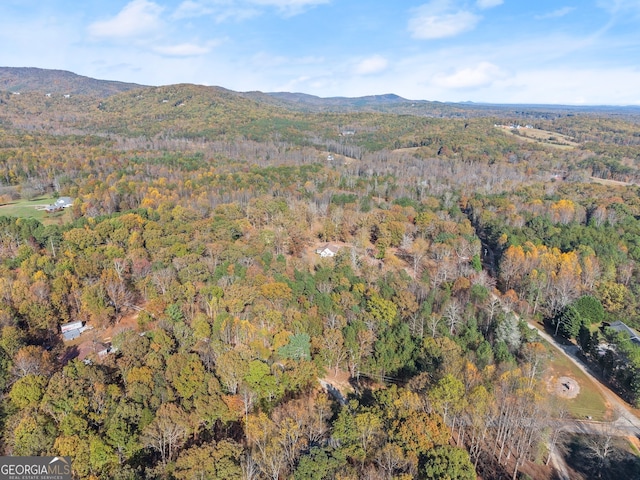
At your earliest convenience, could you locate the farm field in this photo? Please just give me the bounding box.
[0,196,70,224]
[496,124,579,149]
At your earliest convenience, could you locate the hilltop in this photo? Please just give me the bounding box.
[0,67,146,97]
[1,67,640,169]
[3,66,640,120]
[2,66,640,480]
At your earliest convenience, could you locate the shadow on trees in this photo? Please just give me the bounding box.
[58,345,79,364]
[471,449,516,480]
[563,434,640,480]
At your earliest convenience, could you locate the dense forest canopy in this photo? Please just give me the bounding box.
[2,71,640,479]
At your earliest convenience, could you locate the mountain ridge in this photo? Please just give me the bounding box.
[0,67,146,97]
[2,66,640,118]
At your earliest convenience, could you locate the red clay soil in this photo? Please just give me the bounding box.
[61,310,143,363]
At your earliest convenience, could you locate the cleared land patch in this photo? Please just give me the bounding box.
[590,176,634,187]
[544,348,610,421]
[496,125,578,149]
[548,375,581,399]
[0,196,71,224]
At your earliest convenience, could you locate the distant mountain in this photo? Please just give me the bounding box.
[2,67,639,120]
[254,91,431,113]
[239,90,483,117]
[267,92,408,107]
[0,67,146,97]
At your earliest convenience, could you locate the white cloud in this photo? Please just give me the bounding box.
[276,75,312,92]
[598,0,640,14]
[173,1,259,22]
[535,7,575,20]
[499,67,640,105]
[409,2,481,39]
[88,0,164,38]
[476,0,503,9]
[172,0,326,21]
[354,55,389,75]
[433,61,506,88]
[249,0,329,7]
[173,0,214,19]
[153,41,221,56]
[248,0,330,15]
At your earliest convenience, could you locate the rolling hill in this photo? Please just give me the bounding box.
[0,67,146,97]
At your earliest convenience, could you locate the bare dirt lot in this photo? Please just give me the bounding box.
[62,311,142,363]
[548,375,581,399]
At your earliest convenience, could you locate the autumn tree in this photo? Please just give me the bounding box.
[141,402,188,465]
[174,440,242,480]
[421,445,476,480]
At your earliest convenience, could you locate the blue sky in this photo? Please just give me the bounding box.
[1,0,640,105]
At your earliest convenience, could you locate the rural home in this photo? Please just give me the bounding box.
[316,243,341,258]
[61,321,83,341]
[60,320,90,341]
[45,196,73,213]
[607,321,640,346]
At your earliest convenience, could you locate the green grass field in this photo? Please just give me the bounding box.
[546,347,609,421]
[0,196,71,225]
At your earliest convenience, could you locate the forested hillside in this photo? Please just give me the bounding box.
[1,71,640,479]
[0,67,145,97]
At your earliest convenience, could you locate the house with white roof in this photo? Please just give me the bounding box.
[316,243,341,258]
[45,197,73,213]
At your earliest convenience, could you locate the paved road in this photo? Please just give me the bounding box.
[492,290,640,437]
[523,320,640,480]
[552,418,639,436]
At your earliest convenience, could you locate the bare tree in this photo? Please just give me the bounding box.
[152,267,175,295]
[426,314,442,338]
[375,442,410,480]
[443,300,462,335]
[241,453,260,480]
[585,422,615,474]
[103,275,134,321]
[141,403,188,465]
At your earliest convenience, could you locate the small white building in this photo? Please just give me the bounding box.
[316,243,341,258]
[61,321,83,341]
[45,197,73,213]
[60,320,91,341]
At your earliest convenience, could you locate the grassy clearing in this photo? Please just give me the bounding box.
[496,125,578,150]
[545,348,610,421]
[590,176,634,187]
[0,196,71,225]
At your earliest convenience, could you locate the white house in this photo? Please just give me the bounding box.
[316,243,340,258]
[45,197,73,213]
